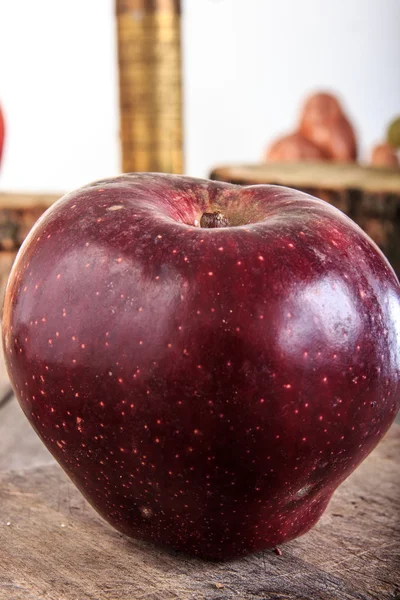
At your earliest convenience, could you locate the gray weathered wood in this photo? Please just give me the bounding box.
[0,396,54,472]
[0,425,399,600]
[0,324,54,471]
[0,323,12,404]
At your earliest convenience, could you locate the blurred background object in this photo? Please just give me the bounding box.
[369,116,400,168]
[298,92,357,162]
[387,116,400,149]
[370,143,399,168]
[0,103,4,167]
[265,92,357,163]
[0,0,399,191]
[265,132,327,163]
[116,0,183,174]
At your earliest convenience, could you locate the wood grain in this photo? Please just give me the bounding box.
[0,192,60,210]
[0,193,60,251]
[0,426,399,600]
[0,398,53,472]
[210,162,400,193]
[0,320,53,470]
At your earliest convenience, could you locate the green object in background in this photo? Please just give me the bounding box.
[387,116,400,148]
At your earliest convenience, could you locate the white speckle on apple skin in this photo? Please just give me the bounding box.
[107,205,124,211]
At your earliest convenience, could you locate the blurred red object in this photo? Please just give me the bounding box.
[265,91,357,164]
[0,104,5,166]
[298,93,357,162]
[265,132,326,163]
[370,143,399,168]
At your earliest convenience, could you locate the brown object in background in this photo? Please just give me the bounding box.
[370,143,399,168]
[0,251,17,309]
[0,103,5,166]
[210,161,400,276]
[265,132,327,163]
[116,0,183,174]
[0,192,59,251]
[299,92,357,162]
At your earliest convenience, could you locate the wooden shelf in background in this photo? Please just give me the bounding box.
[0,192,62,307]
[0,191,61,252]
[0,191,61,210]
[210,162,400,194]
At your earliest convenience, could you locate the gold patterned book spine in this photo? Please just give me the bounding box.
[116,0,183,174]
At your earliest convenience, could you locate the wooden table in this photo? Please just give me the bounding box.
[1,364,399,599]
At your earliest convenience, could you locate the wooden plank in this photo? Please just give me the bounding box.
[0,314,52,469]
[0,323,53,469]
[0,191,60,255]
[0,320,13,404]
[0,388,13,411]
[0,425,399,600]
[211,162,400,194]
[0,191,60,210]
[0,397,54,472]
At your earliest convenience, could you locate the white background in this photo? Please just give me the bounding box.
[0,0,399,193]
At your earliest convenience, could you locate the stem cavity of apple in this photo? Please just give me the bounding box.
[200,211,229,228]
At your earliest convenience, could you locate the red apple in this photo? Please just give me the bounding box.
[3,174,400,560]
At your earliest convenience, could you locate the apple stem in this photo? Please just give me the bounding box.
[200,211,229,228]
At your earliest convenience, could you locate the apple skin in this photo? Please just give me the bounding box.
[3,174,400,561]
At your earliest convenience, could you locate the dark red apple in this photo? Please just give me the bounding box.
[3,174,400,560]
